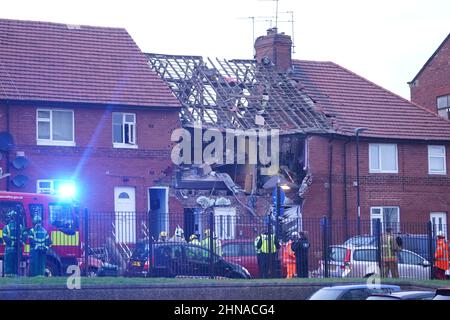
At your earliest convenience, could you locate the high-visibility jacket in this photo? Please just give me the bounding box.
[190,239,201,246]
[281,241,295,264]
[259,233,277,254]
[381,233,399,262]
[435,238,449,271]
[2,222,24,252]
[28,225,51,252]
[201,238,223,256]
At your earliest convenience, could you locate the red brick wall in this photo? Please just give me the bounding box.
[0,102,180,213]
[255,30,292,72]
[410,37,450,113]
[303,135,450,226]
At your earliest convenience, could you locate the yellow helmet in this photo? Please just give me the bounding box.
[204,229,210,236]
[189,234,198,241]
[159,231,168,237]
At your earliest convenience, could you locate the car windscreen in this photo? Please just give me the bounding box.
[329,247,347,263]
[0,201,26,227]
[345,236,375,246]
[309,288,343,300]
[49,203,76,233]
[132,241,148,258]
[353,249,377,262]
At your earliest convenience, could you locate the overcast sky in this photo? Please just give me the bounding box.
[2,0,449,99]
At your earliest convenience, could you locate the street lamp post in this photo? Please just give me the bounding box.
[355,128,367,235]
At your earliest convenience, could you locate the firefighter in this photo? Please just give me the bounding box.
[201,229,223,256]
[28,215,51,277]
[2,210,25,276]
[381,227,400,278]
[281,233,296,278]
[189,233,201,246]
[158,231,168,242]
[254,234,263,277]
[256,230,279,278]
[434,231,449,280]
[291,231,310,278]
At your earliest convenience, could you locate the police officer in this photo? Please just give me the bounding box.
[2,210,25,276]
[291,231,310,278]
[256,230,279,278]
[28,215,51,277]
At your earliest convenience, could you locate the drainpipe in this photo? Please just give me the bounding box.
[343,139,350,240]
[5,100,10,191]
[328,136,334,226]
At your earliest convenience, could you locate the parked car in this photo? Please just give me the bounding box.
[433,288,450,300]
[221,240,287,278]
[222,240,259,278]
[367,291,435,300]
[320,245,431,279]
[344,234,436,260]
[125,241,251,279]
[308,284,401,300]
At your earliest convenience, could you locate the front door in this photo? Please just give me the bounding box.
[114,187,136,243]
[430,212,447,239]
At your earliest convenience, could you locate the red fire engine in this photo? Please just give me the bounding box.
[0,191,81,276]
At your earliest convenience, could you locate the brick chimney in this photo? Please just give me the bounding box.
[254,27,292,72]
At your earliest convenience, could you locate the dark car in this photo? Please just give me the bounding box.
[433,288,450,300]
[125,241,251,279]
[308,284,401,300]
[367,291,435,300]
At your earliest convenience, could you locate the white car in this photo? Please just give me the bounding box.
[319,245,431,280]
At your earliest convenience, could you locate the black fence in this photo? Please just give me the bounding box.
[81,210,449,281]
[1,209,447,280]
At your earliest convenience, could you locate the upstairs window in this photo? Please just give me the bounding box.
[37,109,74,146]
[369,144,398,173]
[437,95,450,119]
[428,145,446,175]
[113,113,137,148]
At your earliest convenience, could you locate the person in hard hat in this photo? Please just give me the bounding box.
[291,231,310,278]
[282,232,297,278]
[189,233,201,246]
[254,233,263,277]
[28,215,51,276]
[434,231,449,280]
[2,210,25,276]
[169,226,186,243]
[201,229,223,257]
[380,227,400,278]
[158,231,168,242]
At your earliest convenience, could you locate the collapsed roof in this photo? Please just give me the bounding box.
[146,53,333,134]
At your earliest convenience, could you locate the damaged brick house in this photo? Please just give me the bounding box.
[409,33,450,119]
[150,28,450,241]
[0,19,182,243]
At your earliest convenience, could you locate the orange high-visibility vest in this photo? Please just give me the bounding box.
[435,238,449,271]
[282,241,295,264]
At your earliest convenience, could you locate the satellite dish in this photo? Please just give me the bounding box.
[0,132,14,152]
[12,175,28,188]
[12,156,29,170]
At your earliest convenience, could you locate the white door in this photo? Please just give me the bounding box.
[114,187,136,243]
[430,212,447,239]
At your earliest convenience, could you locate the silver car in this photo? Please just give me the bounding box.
[320,245,431,279]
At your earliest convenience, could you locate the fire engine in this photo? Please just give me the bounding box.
[0,191,81,276]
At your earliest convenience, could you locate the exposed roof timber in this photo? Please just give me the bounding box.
[146,53,333,134]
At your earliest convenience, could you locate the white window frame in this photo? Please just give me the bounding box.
[370,206,400,234]
[369,143,398,173]
[36,109,75,147]
[112,112,137,149]
[214,207,236,240]
[428,145,447,175]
